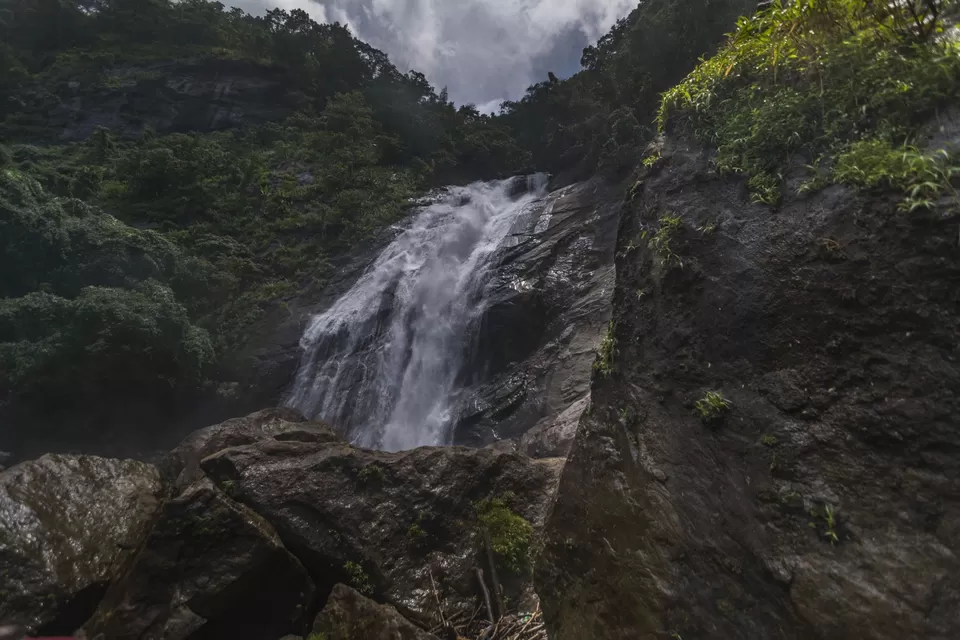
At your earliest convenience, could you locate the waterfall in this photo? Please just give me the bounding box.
[287,174,550,451]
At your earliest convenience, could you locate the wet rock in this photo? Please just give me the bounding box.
[538,136,960,639]
[160,407,338,490]
[311,584,438,640]
[519,395,588,458]
[200,434,563,624]
[0,455,161,634]
[83,478,314,640]
[454,179,619,448]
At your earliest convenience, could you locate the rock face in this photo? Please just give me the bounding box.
[20,59,294,142]
[161,407,339,490]
[312,584,438,640]
[0,455,162,634]
[83,478,314,640]
[538,137,960,639]
[200,433,564,624]
[452,179,619,451]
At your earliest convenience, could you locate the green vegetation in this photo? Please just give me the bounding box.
[810,504,840,545]
[476,497,534,576]
[645,214,684,265]
[358,464,386,486]
[760,434,779,447]
[695,391,731,423]
[594,321,618,377]
[0,0,530,439]
[407,523,426,540]
[4,0,953,443]
[342,561,373,595]
[659,0,960,205]
[498,0,756,179]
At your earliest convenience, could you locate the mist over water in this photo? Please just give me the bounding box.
[287,175,549,451]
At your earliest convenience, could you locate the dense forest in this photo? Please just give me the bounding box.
[1,0,958,449]
[0,0,533,446]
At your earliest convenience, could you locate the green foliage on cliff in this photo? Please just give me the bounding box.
[0,169,214,415]
[476,497,534,576]
[659,0,960,204]
[0,0,531,434]
[497,0,757,179]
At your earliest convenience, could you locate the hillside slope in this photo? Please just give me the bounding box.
[0,0,530,457]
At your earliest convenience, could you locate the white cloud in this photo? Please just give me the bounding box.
[229,0,638,105]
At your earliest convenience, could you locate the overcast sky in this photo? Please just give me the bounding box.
[232,0,638,111]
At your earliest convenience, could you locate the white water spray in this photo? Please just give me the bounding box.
[287,175,549,451]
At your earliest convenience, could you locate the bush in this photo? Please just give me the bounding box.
[0,170,214,416]
[476,497,534,576]
[0,282,214,405]
[695,391,731,423]
[659,0,960,204]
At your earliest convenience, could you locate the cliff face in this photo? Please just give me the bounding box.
[13,58,294,142]
[538,132,960,639]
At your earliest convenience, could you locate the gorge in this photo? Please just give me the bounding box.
[2,1,960,640]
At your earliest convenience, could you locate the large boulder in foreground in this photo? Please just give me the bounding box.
[201,436,563,625]
[83,478,314,640]
[312,584,438,640]
[0,455,161,634]
[160,407,339,490]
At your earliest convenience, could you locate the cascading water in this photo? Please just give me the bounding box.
[287,174,550,451]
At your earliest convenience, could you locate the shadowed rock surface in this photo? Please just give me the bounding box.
[0,409,561,638]
[538,136,960,639]
[83,477,314,640]
[0,455,162,634]
[160,407,339,491]
[200,431,564,625]
[452,179,619,450]
[312,584,438,640]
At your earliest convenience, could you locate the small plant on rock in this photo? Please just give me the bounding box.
[641,213,685,266]
[407,523,426,540]
[475,497,534,576]
[358,464,385,486]
[594,321,618,377]
[809,504,841,545]
[695,391,731,423]
[343,561,373,595]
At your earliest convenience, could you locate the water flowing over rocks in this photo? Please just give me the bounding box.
[286,176,619,453]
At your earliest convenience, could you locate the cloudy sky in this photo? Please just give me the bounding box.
[232,0,638,111]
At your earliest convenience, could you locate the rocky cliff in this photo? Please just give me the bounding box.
[14,58,294,143]
[538,129,960,639]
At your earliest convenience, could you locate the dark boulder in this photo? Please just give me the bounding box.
[200,436,563,625]
[311,584,438,640]
[160,407,339,491]
[83,478,314,640]
[0,455,161,634]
